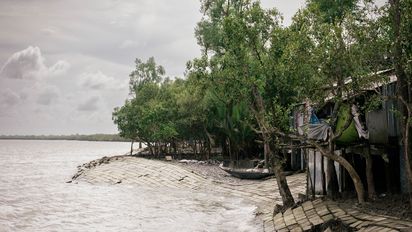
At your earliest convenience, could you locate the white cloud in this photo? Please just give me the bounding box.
[49,60,70,75]
[0,0,329,135]
[0,46,70,80]
[77,96,100,111]
[78,71,127,90]
[0,46,46,80]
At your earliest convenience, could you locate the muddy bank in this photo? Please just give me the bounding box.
[337,194,412,221]
[70,153,412,231]
[172,160,270,185]
[70,154,266,186]
[67,154,309,231]
[68,156,264,231]
[70,155,129,181]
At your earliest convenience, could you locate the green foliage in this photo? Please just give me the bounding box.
[113,58,176,144]
[307,0,357,24]
[290,0,392,126]
[129,57,165,94]
[112,100,139,140]
[112,0,403,160]
[363,94,383,113]
[114,57,213,154]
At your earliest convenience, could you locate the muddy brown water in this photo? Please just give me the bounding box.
[0,140,261,232]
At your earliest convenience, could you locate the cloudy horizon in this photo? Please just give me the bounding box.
[0,0,307,135]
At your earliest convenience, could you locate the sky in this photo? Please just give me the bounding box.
[0,0,312,135]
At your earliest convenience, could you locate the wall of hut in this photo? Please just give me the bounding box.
[293,79,410,197]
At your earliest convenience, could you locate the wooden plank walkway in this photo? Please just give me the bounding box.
[273,199,412,231]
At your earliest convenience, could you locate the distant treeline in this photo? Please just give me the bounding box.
[0,134,130,142]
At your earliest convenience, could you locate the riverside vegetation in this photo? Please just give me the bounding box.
[113,0,412,209]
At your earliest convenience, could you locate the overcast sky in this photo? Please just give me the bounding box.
[0,0,311,135]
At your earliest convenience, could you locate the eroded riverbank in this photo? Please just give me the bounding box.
[72,155,307,231]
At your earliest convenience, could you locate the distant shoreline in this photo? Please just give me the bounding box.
[0,134,130,142]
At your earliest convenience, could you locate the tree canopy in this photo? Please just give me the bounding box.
[113,0,412,205]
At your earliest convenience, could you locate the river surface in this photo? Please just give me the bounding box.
[0,140,260,232]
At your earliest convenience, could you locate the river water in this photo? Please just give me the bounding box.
[0,140,260,232]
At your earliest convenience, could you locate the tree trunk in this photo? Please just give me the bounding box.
[313,143,365,204]
[273,163,295,208]
[402,113,412,206]
[193,140,197,156]
[390,0,412,208]
[222,137,229,160]
[327,141,339,199]
[327,159,339,199]
[227,138,233,162]
[130,141,134,155]
[273,128,366,204]
[252,85,295,207]
[264,142,270,169]
[365,146,376,200]
[321,155,326,195]
[207,140,211,160]
[147,142,154,156]
[205,128,213,160]
[304,149,313,198]
[271,149,295,208]
[154,142,158,157]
